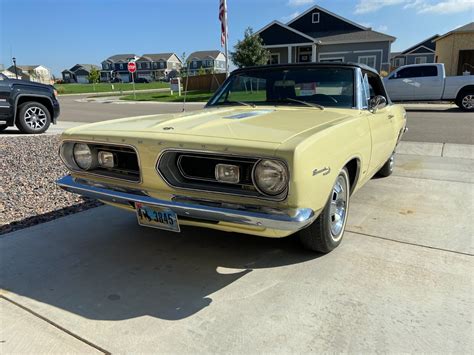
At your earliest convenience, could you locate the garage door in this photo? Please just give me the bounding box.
[120,73,130,83]
[76,75,88,84]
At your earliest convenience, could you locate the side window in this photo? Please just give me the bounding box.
[419,65,438,77]
[395,67,422,79]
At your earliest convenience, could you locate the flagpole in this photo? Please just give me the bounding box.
[224,0,229,78]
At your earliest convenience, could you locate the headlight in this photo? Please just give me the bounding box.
[73,143,96,170]
[253,159,289,196]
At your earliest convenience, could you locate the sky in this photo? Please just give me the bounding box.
[1,0,473,76]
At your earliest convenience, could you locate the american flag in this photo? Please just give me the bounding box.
[219,0,228,47]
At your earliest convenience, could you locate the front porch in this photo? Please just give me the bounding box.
[267,44,317,65]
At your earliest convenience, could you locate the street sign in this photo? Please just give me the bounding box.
[128,62,137,73]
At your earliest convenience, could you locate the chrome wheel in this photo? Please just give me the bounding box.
[24,106,47,130]
[329,175,348,240]
[389,154,394,171]
[462,94,473,110]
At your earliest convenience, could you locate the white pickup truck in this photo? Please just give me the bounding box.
[384,63,473,111]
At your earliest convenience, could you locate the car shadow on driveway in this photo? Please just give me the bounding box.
[1,207,320,321]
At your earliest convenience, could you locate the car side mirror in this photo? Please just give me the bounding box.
[369,95,387,113]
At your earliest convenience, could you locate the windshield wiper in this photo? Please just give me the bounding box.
[284,98,324,110]
[221,101,256,108]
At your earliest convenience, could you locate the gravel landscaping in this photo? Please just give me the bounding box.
[0,135,101,235]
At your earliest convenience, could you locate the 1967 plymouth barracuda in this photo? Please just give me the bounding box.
[57,63,406,253]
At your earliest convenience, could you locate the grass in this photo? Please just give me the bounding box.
[120,90,215,103]
[55,81,170,95]
[120,90,267,103]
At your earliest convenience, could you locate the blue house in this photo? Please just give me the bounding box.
[256,5,396,73]
[100,54,136,82]
[390,35,439,70]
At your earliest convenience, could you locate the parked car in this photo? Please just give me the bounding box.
[56,63,406,253]
[134,77,150,83]
[384,63,474,111]
[0,73,60,134]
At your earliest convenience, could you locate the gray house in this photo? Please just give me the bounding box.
[185,51,226,76]
[390,35,439,70]
[62,64,100,83]
[135,53,182,81]
[256,5,396,72]
[100,54,136,82]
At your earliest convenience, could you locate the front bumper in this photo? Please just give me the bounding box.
[56,175,317,233]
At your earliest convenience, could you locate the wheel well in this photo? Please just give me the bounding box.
[344,158,360,195]
[456,85,474,100]
[16,96,54,120]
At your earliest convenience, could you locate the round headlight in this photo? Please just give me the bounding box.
[73,143,94,170]
[253,159,289,196]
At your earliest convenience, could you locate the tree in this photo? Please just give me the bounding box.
[198,67,207,76]
[230,27,270,68]
[88,67,100,91]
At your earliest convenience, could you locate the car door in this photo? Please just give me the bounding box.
[414,65,444,100]
[0,75,13,122]
[384,67,418,101]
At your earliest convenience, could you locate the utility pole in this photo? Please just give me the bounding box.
[12,57,18,79]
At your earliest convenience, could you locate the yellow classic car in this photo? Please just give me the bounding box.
[57,63,406,253]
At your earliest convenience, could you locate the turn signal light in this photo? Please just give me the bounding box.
[215,164,240,184]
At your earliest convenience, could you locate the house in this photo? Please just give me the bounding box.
[185,51,226,76]
[434,22,474,76]
[390,35,439,70]
[255,5,396,73]
[6,65,51,84]
[1,69,18,79]
[135,53,182,81]
[100,54,136,82]
[62,64,100,83]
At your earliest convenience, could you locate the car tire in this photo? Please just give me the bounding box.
[456,91,474,112]
[0,125,8,132]
[377,152,395,177]
[298,168,350,253]
[15,101,51,134]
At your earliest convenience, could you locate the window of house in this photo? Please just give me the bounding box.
[192,61,198,68]
[103,63,109,69]
[312,13,320,23]
[394,57,404,67]
[160,62,165,68]
[415,56,427,64]
[358,55,376,69]
[269,53,280,65]
[120,63,124,70]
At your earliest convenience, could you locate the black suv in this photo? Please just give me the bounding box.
[0,73,60,134]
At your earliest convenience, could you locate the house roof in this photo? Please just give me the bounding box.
[311,29,396,44]
[286,4,368,31]
[391,52,402,59]
[187,50,224,61]
[105,54,136,63]
[434,22,474,41]
[14,65,41,70]
[400,34,439,54]
[139,53,179,62]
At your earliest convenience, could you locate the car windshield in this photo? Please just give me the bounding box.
[208,67,355,109]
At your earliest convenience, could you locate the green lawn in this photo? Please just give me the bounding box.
[55,82,170,95]
[120,91,215,103]
[120,90,267,103]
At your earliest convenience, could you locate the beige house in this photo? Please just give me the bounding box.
[434,22,474,76]
[6,65,52,84]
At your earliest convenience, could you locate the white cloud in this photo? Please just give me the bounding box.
[287,0,315,7]
[377,25,389,32]
[417,0,474,14]
[282,11,301,22]
[355,0,406,14]
[355,0,474,14]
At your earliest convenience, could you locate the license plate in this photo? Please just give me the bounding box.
[135,203,180,232]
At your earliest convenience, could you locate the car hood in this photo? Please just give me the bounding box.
[66,106,353,144]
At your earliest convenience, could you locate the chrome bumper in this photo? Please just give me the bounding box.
[56,175,317,232]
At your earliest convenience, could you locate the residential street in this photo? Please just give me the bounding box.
[54,97,473,145]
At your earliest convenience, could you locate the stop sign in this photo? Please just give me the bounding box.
[128,62,137,73]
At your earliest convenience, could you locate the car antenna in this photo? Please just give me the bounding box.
[182,60,191,112]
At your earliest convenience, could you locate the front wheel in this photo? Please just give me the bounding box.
[377,152,395,177]
[456,91,474,112]
[298,168,350,253]
[15,102,51,134]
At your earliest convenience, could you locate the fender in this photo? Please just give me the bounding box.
[13,93,55,125]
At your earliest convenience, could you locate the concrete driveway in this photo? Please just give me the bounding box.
[1,142,472,353]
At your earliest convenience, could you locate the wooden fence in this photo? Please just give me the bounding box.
[183,73,226,92]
